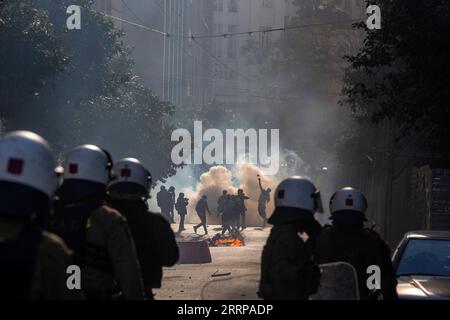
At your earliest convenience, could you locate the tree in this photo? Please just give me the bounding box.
[0,0,68,125]
[0,0,178,182]
[341,0,450,153]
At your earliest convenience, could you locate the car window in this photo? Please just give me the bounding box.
[396,239,450,277]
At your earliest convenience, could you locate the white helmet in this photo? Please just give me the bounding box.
[108,158,152,193]
[63,144,112,185]
[274,176,323,213]
[0,131,56,197]
[329,187,367,214]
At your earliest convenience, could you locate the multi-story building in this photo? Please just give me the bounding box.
[92,1,363,110]
[210,0,287,106]
[285,0,364,22]
[96,0,213,109]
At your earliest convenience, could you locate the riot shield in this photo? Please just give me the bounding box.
[310,261,360,300]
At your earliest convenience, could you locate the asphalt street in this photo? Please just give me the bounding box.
[154,224,270,300]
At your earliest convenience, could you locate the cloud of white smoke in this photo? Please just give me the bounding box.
[149,149,310,227]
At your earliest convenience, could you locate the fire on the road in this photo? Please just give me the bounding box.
[209,233,245,247]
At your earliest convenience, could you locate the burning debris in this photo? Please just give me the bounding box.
[209,232,245,247]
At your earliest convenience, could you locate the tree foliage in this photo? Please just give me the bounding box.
[0,0,68,122]
[0,0,178,182]
[341,0,450,150]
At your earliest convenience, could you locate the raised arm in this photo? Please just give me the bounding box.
[258,177,263,191]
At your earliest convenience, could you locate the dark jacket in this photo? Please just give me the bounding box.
[195,198,210,215]
[109,199,179,289]
[316,225,398,300]
[217,194,226,213]
[259,224,320,300]
[0,217,81,300]
[156,190,170,212]
[235,194,249,213]
[175,197,188,216]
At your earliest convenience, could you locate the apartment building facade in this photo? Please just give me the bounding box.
[91,1,363,109]
[210,0,287,106]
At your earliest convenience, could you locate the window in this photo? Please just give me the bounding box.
[213,0,224,12]
[396,239,450,277]
[261,0,273,8]
[228,0,238,12]
[227,25,237,59]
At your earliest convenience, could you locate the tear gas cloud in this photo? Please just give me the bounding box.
[149,149,317,226]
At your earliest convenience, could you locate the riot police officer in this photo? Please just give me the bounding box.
[107,158,179,299]
[259,176,322,300]
[316,187,398,300]
[48,145,145,300]
[0,131,77,299]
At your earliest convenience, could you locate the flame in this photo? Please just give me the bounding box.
[209,234,245,247]
[214,237,245,247]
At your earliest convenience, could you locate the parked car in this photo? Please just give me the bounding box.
[392,230,450,299]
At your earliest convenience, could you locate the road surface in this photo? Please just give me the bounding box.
[154,224,270,300]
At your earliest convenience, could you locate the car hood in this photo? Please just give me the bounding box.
[397,275,450,300]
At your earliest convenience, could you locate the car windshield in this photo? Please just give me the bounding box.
[396,238,450,277]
